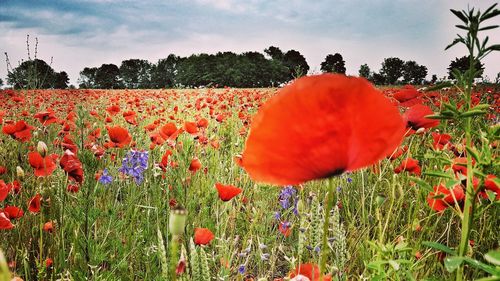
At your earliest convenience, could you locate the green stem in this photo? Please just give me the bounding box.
[320,178,335,276]
[170,235,179,281]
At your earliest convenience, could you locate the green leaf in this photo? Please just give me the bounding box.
[422,241,456,255]
[480,3,498,21]
[410,177,433,192]
[451,9,469,23]
[460,109,487,118]
[445,179,461,189]
[455,24,469,30]
[426,114,454,120]
[488,44,500,51]
[445,38,465,50]
[472,104,492,110]
[445,256,464,272]
[388,260,400,271]
[478,25,499,31]
[465,147,480,162]
[423,81,453,91]
[485,250,500,266]
[423,171,454,179]
[463,257,500,275]
[480,9,500,22]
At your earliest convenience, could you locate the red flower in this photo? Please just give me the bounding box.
[43,221,54,233]
[28,193,42,213]
[427,184,465,212]
[34,110,58,126]
[123,111,137,125]
[0,212,14,230]
[484,175,500,200]
[159,123,178,139]
[215,183,242,201]
[184,121,198,134]
[28,152,57,177]
[394,158,421,176]
[0,180,10,202]
[2,120,34,142]
[432,132,452,150]
[106,126,132,148]
[241,74,405,185]
[60,150,84,184]
[194,228,215,245]
[3,205,24,219]
[189,158,202,173]
[0,166,7,175]
[45,258,53,268]
[279,221,292,237]
[403,104,440,131]
[197,118,209,128]
[289,263,332,281]
[160,150,173,171]
[106,104,120,116]
[67,184,79,193]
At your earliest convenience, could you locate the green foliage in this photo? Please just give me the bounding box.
[119,59,152,89]
[321,53,346,74]
[358,64,371,79]
[403,61,428,84]
[447,56,484,79]
[7,59,68,89]
[380,57,405,85]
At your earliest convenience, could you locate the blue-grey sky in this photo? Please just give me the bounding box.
[1,0,499,86]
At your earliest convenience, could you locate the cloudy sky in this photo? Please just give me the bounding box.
[1,0,499,86]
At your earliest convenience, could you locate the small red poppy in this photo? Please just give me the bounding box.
[0,212,14,230]
[427,184,464,212]
[403,104,440,131]
[394,158,421,176]
[189,158,202,173]
[60,150,84,184]
[28,193,42,213]
[106,126,132,148]
[194,228,215,245]
[215,183,242,201]
[2,205,24,219]
[289,263,332,281]
[184,122,198,134]
[2,120,34,142]
[241,74,405,185]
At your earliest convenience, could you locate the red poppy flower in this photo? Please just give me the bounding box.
[28,193,42,213]
[432,132,452,150]
[197,118,209,128]
[158,123,177,138]
[160,150,173,171]
[189,158,202,173]
[387,146,408,161]
[0,180,11,202]
[241,74,405,185]
[123,111,137,125]
[278,221,292,237]
[289,263,332,281]
[403,104,440,131]
[484,175,500,200]
[184,122,198,134]
[106,126,132,148]
[106,104,120,116]
[43,221,54,233]
[0,212,14,230]
[67,184,79,193]
[60,150,84,184]
[2,120,34,142]
[28,152,57,177]
[394,158,421,176]
[2,205,24,219]
[194,228,215,245]
[45,258,53,268]
[34,110,58,126]
[427,184,464,212]
[215,183,242,201]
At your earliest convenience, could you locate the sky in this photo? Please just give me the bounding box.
[0,0,499,87]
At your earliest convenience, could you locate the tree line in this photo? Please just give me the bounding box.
[3,46,488,89]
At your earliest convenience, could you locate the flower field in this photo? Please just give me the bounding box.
[0,76,499,280]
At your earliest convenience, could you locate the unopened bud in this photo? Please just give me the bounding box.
[168,205,187,236]
[16,166,24,178]
[37,141,48,157]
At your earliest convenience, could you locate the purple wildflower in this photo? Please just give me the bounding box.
[118,150,149,184]
[99,168,113,185]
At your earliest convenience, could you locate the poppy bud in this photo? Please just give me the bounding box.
[16,166,24,178]
[296,199,305,214]
[169,206,187,236]
[37,141,48,157]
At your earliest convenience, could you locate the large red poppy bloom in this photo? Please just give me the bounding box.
[241,74,405,185]
[60,150,84,184]
[194,228,215,245]
[28,152,57,177]
[2,205,24,219]
[2,120,34,142]
[34,110,58,126]
[427,184,465,212]
[106,126,132,148]
[0,212,14,230]
[289,263,332,281]
[215,183,242,201]
[403,104,440,131]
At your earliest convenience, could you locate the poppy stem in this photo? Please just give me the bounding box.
[319,177,335,276]
[170,235,179,281]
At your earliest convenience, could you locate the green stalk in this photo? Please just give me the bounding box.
[170,235,179,281]
[320,177,335,276]
[455,44,476,281]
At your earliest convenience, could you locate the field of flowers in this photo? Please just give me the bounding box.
[0,75,499,281]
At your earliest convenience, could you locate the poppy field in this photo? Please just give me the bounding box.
[0,75,499,281]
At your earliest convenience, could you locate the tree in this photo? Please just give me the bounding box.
[6,59,61,89]
[151,54,181,88]
[431,74,438,84]
[358,64,371,79]
[0,78,3,87]
[447,56,484,79]
[371,72,386,85]
[320,53,346,74]
[53,71,69,89]
[283,50,309,79]
[78,67,98,89]
[119,59,152,88]
[264,46,284,61]
[402,61,428,84]
[95,64,122,89]
[380,57,405,85]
